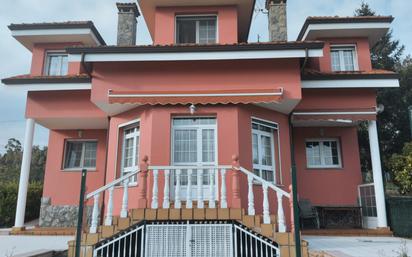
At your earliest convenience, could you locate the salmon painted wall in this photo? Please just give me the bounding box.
[296,88,377,111]
[294,126,362,206]
[42,129,107,205]
[308,38,372,72]
[154,6,238,45]
[30,42,84,76]
[26,90,106,119]
[91,59,302,105]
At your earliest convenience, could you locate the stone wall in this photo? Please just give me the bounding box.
[39,197,93,227]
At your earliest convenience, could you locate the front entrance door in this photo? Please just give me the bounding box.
[358,183,378,228]
[171,117,217,202]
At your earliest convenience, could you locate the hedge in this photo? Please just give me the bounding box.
[0,181,43,228]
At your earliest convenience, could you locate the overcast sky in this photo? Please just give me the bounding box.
[0,0,410,153]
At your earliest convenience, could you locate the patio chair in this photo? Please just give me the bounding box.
[298,199,320,229]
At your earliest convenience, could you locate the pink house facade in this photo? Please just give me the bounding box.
[2,0,399,256]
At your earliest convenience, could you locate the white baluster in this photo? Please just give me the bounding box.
[151,169,159,209]
[208,169,216,208]
[120,178,129,218]
[104,186,114,226]
[186,169,193,208]
[220,169,227,208]
[90,193,100,233]
[175,169,182,208]
[277,191,286,232]
[197,168,204,208]
[247,174,255,215]
[262,183,270,224]
[163,169,170,208]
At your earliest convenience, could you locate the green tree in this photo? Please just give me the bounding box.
[355,3,408,177]
[388,142,412,195]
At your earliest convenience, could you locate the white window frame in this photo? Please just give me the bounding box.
[62,139,97,171]
[120,123,140,184]
[171,117,218,166]
[175,14,219,44]
[330,44,359,72]
[305,138,342,169]
[251,118,278,184]
[44,50,69,76]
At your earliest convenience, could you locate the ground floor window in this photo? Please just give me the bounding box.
[121,123,140,180]
[252,118,278,183]
[63,140,97,170]
[305,139,342,168]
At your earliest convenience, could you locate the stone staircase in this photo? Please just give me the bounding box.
[68,207,309,257]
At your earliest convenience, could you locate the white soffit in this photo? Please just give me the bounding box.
[12,28,102,51]
[301,79,399,89]
[69,48,324,62]
[301,22,391,46]
[4,83,92,91]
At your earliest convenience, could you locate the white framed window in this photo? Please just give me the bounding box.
[171,117,217,187]
[252,119,277,183]
[44,51,68,76]
[305,139,342,168]
[330,45,358,72]
[175,15,217,44]
[121,124,140,181]
[63,140,97,170]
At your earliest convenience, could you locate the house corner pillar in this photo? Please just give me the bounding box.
[14,118,35,228]
[137,155,149,208]
[231,155,241,208]
[368,120,388,228]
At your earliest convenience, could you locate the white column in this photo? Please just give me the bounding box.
[175,169,182,209]
[197,169,204,208]
[104,186,114,226]
[90,193,100,233]
[14,118,35,228]
[276,191,286,232]
[120,178,129,218]
[368,120,388,227]
[262,184,270,224]
[220,169,227,208]
[151,169,159,209]
[163,169,170,209]
[186,169,193,208]
[247,174,255,215]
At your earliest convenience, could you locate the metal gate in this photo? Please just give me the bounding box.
[358,183,378,228]
[145,222,233,257]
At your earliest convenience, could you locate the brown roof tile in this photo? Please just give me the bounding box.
[302,68,399,80]
[1,74,91,85]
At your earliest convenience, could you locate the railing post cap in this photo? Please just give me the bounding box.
[231,154,239,168]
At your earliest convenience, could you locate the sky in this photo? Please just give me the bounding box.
[0,0,411,153]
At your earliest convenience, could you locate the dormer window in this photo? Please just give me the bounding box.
[44,51,68,76]
[176,15,217,44]
[330,45,358,72]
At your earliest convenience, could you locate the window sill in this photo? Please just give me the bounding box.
[305,167,343,171]
[61,168,97,172]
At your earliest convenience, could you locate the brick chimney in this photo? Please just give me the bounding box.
[267,0,287,41]
[116,2,140,46]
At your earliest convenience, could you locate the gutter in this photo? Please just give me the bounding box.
[300,48,309,74]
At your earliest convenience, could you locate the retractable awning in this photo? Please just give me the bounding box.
[292,108,377,122]
[108,88,284,105]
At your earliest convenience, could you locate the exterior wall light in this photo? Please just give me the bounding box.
[189,104,196,114]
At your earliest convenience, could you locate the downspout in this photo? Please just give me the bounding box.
[289,113,302,257]
[300,48,309,73]
[81,53,92,77]
[100,116,111,224]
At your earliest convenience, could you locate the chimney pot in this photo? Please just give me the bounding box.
[116,2,140,46]
[267,0,287,41]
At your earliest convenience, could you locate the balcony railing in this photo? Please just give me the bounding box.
[86,156,292,234]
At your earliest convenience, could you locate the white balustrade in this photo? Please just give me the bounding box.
[104,186,114,226]
[163,169,170,208]
[220,168,228,208]
[90,193,100,233]
[276,191,286,232]
[247,174,255,215]
[120,178,129,218]
[262,184,270,224]
[175,169,182,208]
[209,169,216,208]
[197,169,204,208]
[186,169,193,208]
[151,169,159,209]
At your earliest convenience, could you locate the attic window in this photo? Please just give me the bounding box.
[176,16,217,44]
[330,45,358,72]
[44,51,68,76]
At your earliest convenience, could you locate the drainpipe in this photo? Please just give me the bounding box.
[100,116,111,224]
[300,48,309,74]
[81,53,92,77]
[288,113,302,257]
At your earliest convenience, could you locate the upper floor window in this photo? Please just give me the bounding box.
[305,139,342,169]
[176,16,217,44]
[63,140,97,170]
[330,45,358,72]
[44,51,68,76]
